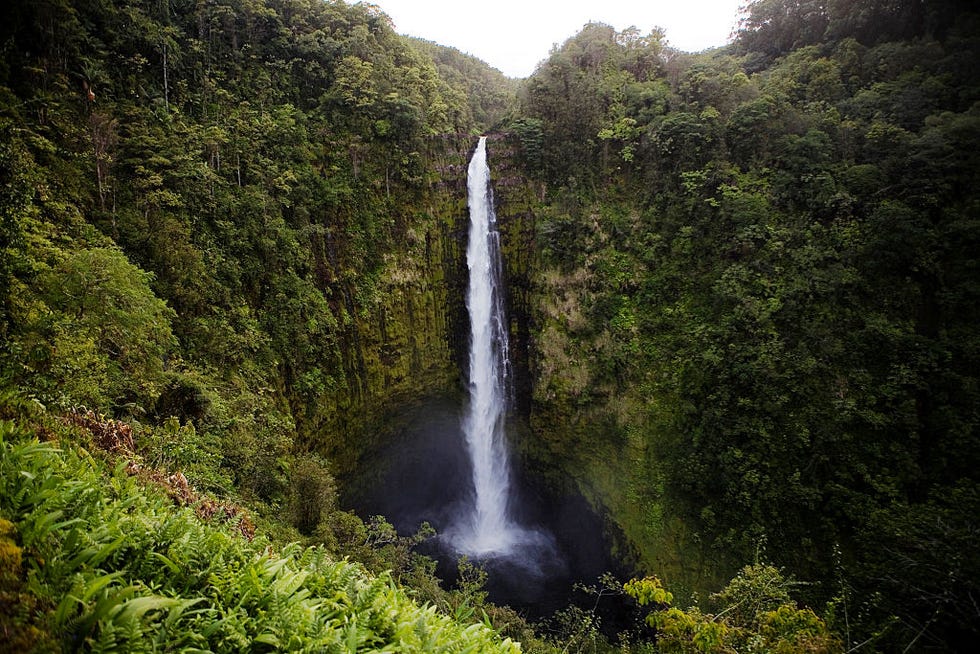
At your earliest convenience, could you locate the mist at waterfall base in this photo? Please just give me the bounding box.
[352,399,620,618]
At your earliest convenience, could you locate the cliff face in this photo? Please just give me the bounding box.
[319,133,546,475]
[485,134,542,418]
[485,137,705,582]
[326,132,609,504]
[306,135,478,473]
[464,138,639,560]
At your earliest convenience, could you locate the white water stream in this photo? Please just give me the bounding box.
[451,136,523,556]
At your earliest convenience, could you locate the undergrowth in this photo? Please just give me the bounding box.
[0,416,520,653]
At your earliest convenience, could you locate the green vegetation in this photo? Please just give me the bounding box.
[0,405,518,652]
[515,1,980,650]
[0,0,493,494]
[624,567,840,653]
[408,40,519,131]
[1,0,977,651]
[0,0,525,649]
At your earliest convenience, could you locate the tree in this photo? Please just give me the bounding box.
[40,247,177,408]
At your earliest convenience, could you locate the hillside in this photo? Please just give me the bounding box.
[0,0,526,649]
[513,2,980,650]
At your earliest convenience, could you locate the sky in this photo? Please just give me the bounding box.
[368,0,746,78]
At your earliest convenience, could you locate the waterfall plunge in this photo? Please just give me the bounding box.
[451,136,524,556]
[354,136,580,604]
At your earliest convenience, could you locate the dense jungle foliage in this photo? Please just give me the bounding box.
[0,0,977,651]
[514,0,980,651]
[0,0,528,649]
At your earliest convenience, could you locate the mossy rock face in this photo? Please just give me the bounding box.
[497,183,722,589]
[309,132,663,575]
[306,134,477,476]
[487,133,542,417]
[315,132,555,487]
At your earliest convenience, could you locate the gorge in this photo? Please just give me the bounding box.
[349,136,617,616]
[1,0,978,651]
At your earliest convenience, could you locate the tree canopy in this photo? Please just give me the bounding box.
[514,2,980,649]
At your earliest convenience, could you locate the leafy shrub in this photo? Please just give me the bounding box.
[287,453,337,535]
[624,567,841,654]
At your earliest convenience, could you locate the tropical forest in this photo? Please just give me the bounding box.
[0,0,978,652]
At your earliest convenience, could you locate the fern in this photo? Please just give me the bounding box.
[1,419,521,652]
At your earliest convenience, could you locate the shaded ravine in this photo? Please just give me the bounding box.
[345,137,626,618]
[349,397,621,618]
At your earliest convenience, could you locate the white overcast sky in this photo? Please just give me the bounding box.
[367,0,746,78]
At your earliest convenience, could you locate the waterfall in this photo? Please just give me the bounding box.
[452,136,520,556]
